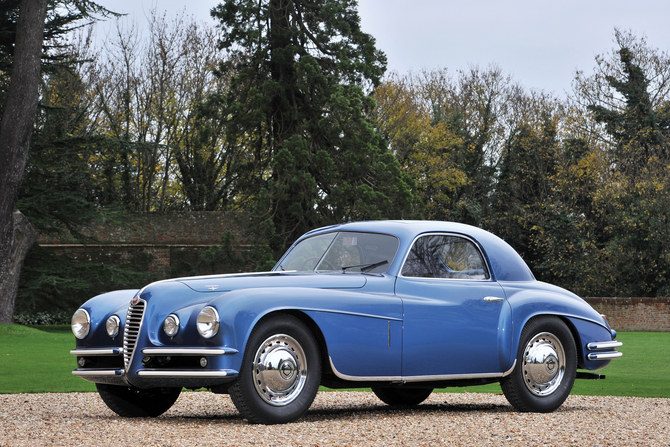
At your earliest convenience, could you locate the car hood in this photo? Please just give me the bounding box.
[175,271,367,293]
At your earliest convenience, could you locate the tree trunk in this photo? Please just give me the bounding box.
[0,0,48,325]
[0,212,36,324]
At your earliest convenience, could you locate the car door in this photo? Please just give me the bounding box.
[395,233,510,377]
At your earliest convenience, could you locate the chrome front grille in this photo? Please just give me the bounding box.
[123,299,146,371]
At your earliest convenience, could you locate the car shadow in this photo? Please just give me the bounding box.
[85,398,586,423]
[304,401,514,421]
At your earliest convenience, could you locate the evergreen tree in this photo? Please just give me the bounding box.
[588,47,670,174]
[211,0,420,252]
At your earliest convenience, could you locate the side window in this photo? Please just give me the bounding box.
[401,234,489,280]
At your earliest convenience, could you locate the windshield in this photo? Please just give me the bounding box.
[277,231,400,274]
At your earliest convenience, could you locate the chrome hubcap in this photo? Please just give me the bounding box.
[253,334,307,406]
[522,332,565,396]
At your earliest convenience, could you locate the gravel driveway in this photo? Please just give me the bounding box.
[1,391,668,446]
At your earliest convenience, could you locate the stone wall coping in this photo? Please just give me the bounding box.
[38,243,253,248]
[585,297,670,304]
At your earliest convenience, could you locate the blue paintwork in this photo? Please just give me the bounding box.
[72,220,619,390]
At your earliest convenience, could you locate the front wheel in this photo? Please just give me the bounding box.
[229,314,321,424]
[372,387,433,406]
[96,384,181,417]
[501,316,577,413]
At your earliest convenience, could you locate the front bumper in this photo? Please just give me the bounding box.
[71,347,239,388]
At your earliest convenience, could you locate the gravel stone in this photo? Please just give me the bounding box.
[1,391,668,446]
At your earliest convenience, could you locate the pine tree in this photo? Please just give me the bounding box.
[211,0,420,251]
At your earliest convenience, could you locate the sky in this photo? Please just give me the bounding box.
[93,0,670,97]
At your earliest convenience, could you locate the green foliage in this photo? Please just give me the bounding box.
[211,0,421,254]
[13,311,71,325]
[0,0,117,114]
[171,231,276,277]
[16,245,157,316]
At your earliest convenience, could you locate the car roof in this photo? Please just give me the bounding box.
[296,220,535,281]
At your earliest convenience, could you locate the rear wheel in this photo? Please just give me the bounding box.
[372,387,434,406]
[229,314,321,424]
[96,384,181,417]
[501,316,577,412]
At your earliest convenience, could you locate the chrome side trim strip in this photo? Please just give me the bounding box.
[72,369,124,377]
[329,358,401,381]
[70,348,124,356]
[587,351,623,361]
[587,341,623,351]
[329,357,516,382]
[484,296,504,303]
[502,360,517,377]
[141,347,239,356]
[136,369,237,378]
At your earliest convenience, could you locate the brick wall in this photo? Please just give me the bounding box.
[584,297,670,332]
[32,213,670,331]
[37,211,249,245]
[36,212,251,277]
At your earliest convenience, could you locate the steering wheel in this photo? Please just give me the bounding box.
[300,257,336,271]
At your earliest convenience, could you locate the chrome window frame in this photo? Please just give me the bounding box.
[398,232,493,282]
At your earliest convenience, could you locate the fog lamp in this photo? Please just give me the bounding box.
[200,357,208,368]
[163,314,180,338]
[106,315,121,338]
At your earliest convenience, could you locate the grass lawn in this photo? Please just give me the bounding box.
[0,324,96,394]
[1,325,667,398]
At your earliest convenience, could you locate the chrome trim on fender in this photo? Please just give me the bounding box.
[329,357,516,382]
[484,296,504,303]
[587,341,623,350]
[72,369,124,377]
[329,357,401,381]
[587,351,623,361]
[141,347,238,356]
[70,348,124,356]
[136,369,237,378]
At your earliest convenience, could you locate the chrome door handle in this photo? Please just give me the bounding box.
[484,296,504,303]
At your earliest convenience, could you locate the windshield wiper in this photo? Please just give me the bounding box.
[341,260,389,273]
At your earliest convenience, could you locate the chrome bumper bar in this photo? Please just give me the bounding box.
[72,369,124,377]
[586,340,623,361]
[71,348,123,356]
[140,347,238,356]
[136,369,237,378]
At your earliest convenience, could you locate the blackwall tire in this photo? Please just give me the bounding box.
[501,316,577,413]
[229,314,321,424]
[372,387,434,406]
[96,384,181,417]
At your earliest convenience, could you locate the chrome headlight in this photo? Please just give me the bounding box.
[105,315,121,338]
[196,306,220,339]
[71,309,91,340]
[163,314,180,338]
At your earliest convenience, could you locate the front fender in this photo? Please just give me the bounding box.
[76,289,139,348]
[206,285,403,376]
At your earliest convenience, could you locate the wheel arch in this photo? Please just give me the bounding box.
[511,313,584,370]
[249,309,332,378]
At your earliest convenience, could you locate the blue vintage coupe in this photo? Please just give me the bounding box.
[70,221,622,424]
